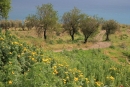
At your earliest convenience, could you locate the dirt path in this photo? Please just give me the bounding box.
[94,30,106,41]
[53,30,111,52]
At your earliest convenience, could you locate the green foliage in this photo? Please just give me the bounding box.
[0,0,11,19]
[120,34,128,40]
[36,3,58,39]
[25,14,38,30]
[0,29,130,87]
[62,7,81,41]
[102,20,119,41]
[122,49,130,61]
[80,14,99,43]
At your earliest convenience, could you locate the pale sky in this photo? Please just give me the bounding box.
[9,0,130,24]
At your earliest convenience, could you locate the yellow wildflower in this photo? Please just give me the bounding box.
[110,76,114,80]
[9,52,12,54]
[23,48,27,51]
[12,71,14,74]
[0,37,4,40]
[66,76,69,79]
[95,81,103,86]
[106,76,115,81]
[74,77,78,82]
[42,58,48,62]
[63,79,66,84]
[85,78,89,83]
[79,74,83,77]
[85,78,88,80]
[52,65,57,69]
[32,58,35,61]
[58,64,63,67]
[32,52,36,56]
[9,80,12,84]
[19,44,23,46]
[13,42,19,45]
[53,69,58,75]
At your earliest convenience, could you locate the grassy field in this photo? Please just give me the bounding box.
[9,28,97,51]
[0,25,130,87]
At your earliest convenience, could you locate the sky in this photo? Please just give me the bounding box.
[9,0,130,24]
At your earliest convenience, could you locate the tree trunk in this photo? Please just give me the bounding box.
[106,29,110,41]
[71,34,74,41]
[84,35,89,43]
[44,29,47,40]
[106,33,109,41]
[84,31,93,43]
[70,30,74,41]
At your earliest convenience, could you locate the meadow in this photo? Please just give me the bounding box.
[0,25,130,87]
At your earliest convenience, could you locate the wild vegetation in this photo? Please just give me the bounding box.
[0,28,130,87]
[0,2,130,87]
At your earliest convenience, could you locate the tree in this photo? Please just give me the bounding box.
[0,0,11,19]
[102,20,118,41]
[25,14,38,30]
[62,7,81,41]
[80,14,99,43]
[36,3,58,39]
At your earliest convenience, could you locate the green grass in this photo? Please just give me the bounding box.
[0,32,129,87]
[1,26,130,87]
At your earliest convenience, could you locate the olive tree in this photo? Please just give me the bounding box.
[36,3,58,39]
[102,20,118,41]
[25,14,38,30]
[0,0,11,19]
[62,7,81,41]
[80,14,99,43]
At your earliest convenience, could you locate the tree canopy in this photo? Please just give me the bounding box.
[0,0,11,19]
[80,14,99,43]
[62,7,81,41]
[102,20,118,41]
[25,14,38,30]
[36,3,58,39]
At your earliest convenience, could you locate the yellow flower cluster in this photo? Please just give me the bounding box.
[8,80,12,84]
[42,58,51,63]
[23,47,27,51]
[95,81,103,86]
[9,52,12,54]
[85,78,89,84]
[0,37,4,40]
[63,79,66,84]
[52,65,57,69]
[31,58,35,61]
[53,69,58,75]
[32,52,36,56]
[58,64,63,67]
[107,76,115,81]
[12,71,14,74]
[13,41,19,45]
[74,77,78,82]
